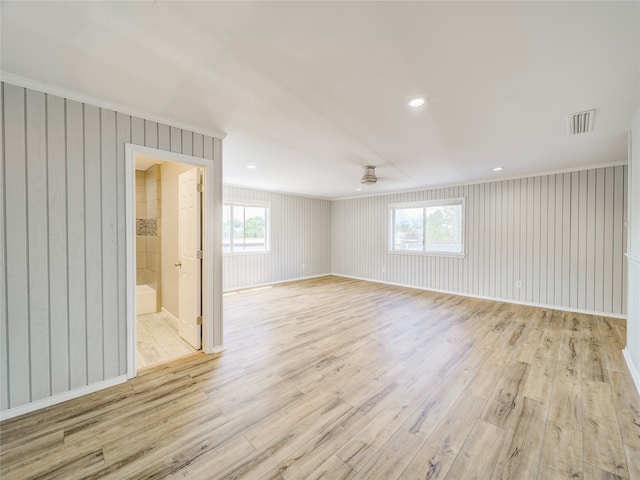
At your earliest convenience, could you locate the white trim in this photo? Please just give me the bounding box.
[335,161,628,201]
[125,153,137,378]
[389,197,465,209]
[160,307,179,324]
[125,144,221,379]
[223,201,271,254]
[623,348,640,395]
[0,375,128,422]
[224,198,272,208]
[330,273,628,319]
[223,274,328,294]
[626,253,640,266]
[0,72,225,140]
[224,183,331,201]
[389,197,465,257]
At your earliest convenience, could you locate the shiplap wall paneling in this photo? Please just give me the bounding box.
[331,166,627,316]
[66,99,88,390]
[4,83,30,407]
[84,104,104,385]
[1,82,222,413]
[223,186,331,291]
[26,90,50,401]
[101,109,119,380]
[47,95,69,396]
[0,82,7,410]
[115,112,131,373]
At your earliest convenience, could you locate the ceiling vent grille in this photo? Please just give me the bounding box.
[567,109,595,135]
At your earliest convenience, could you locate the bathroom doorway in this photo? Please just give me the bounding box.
[126,144,219,377]
[134,158,202,368]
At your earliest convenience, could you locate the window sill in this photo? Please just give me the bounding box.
[224,250,271,256]
[389,250,466,258]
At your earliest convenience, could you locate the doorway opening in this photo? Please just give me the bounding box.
[134,158,202,368]
[125,144,221,378]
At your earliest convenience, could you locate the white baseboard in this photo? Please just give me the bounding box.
[209,345,226,354]
[329,273,627,319]
[623,348,640,395]
[223,273,329,294]
[0,375,128,422]
[161,307,179,324]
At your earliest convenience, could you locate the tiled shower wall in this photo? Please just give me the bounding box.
[136,165,162,311]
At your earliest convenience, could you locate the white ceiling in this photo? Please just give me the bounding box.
[1,1,638,199]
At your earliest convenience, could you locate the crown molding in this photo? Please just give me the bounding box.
[0,71,226,140]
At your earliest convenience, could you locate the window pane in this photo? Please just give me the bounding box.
[393,207,424,251]
[425,204,462,253]
[243,206,266,251]
[222,205,231,252]
[223,203,270,253]
[233,206,246,251]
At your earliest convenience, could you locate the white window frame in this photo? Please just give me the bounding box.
[389,198,465,257]
[223,200,271,254]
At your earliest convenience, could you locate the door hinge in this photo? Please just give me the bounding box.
[197,183,204,193]
[197,316,202,325]
[197,249,203,259]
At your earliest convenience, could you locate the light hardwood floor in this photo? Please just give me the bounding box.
[137,311,197,369]
[1,276,639,479]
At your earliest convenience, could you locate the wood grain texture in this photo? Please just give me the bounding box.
[331,166,628,316]
[0,277,637,479]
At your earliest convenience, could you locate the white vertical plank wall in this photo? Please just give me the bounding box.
[0,82,222,414]
[331,166,628,317]
[625,110,640,391]
[222,186,331,291]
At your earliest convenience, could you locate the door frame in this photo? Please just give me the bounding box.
[125,144,223,379]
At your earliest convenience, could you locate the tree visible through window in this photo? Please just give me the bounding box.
[223,202,270,253]
[390,199,464,255]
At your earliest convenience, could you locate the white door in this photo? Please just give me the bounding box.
[178,168,202,349]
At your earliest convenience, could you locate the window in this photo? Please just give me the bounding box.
[223,202,270,253]
[390,198,464,256]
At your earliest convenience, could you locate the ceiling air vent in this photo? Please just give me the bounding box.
[567,109,595,135]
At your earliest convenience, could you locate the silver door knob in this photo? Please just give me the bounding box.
[174,261,182,267]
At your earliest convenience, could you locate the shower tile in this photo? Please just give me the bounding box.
[146,168,157,200]
[147,200,157,219]
[136,236,147,254]
[147,235,157,253]
[136,185,145,203]
[136,202,146,219]
[136,219,146,236]
[148,271,157,289]
[136,269,147,285]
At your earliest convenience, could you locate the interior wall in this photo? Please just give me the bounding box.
[135,171,147,285]
[0,82,222,416]
[144,165,162,310]
[161,161,194,317]
[626,109,640,388]
[223,186,331,291]
[332,166,628,316]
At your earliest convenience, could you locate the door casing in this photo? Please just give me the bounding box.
[125,144,222,379]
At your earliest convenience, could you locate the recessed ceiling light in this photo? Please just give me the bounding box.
[493,166,503,172]
[409,97,426,108]
[356,188,362,191]
[246,164,256,169]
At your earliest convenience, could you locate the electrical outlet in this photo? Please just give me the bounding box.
[302,263,306,269]
[516,280,522,288]
[381,267,386,273]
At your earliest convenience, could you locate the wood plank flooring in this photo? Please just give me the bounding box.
[1,276,638,479]
[136,311,197,369]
